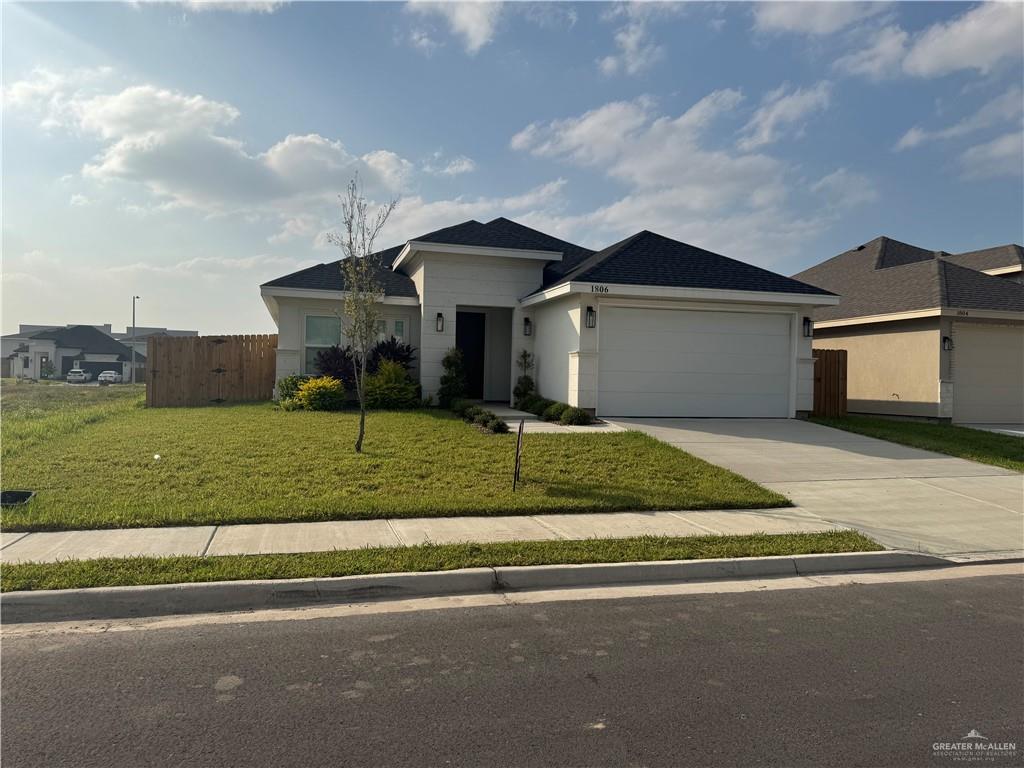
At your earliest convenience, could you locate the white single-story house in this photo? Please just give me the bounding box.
[793,237,1024,423]
[3,324,140,380]
[262,218,839,418]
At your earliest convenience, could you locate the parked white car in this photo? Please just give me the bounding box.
[66,369,92,383]
[97,370,123,384]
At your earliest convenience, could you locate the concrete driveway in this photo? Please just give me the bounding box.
[610,418,1023,558]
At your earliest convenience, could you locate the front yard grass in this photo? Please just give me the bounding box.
[812,414,1023,473]
[1,404,788,532]
[0,531,878,591]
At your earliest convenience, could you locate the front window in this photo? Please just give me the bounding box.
[304,315,341,374]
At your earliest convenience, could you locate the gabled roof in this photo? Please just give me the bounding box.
[793,236,1024,321]
[261,245,418,297]
[27,325,135,360]
[546,230,835,296]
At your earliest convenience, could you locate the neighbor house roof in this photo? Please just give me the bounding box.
[944,244,1023,273]
[27,325,136,360]
[545,231,835,296]
[793,236,1024,322]
[261,245,419,297]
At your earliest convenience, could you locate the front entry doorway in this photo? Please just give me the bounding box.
[456,311,486,399]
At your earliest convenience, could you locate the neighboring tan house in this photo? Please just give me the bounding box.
[4,324,140,380]
[262,217,838,418]
[793,237,1024,424]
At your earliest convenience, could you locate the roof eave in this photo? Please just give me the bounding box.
[520,281,840,308]
[392,240,562,272]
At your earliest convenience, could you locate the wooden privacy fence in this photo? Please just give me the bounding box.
[146,334,277,407]
[812,348,848,418]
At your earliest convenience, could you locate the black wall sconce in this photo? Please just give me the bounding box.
[523,317,533,336]
[435,312,444,333]
[942,335,954,351]
[585,306,597,329]
[802,317,812,338]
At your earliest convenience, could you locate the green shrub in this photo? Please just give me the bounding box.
[463,405,486,422]
[450,399,474,418]
[473,411,492,426]
[529,398,555,417]
[560,406,594,426]
[277,374,311,401]
[516,394,540,412]
[365,361,419,409]
[487,416,510,434]
[277,397,303,412]
[541,402,569,422]
[513,375,535,403]
[437,348,466,408]
[295,376,347,412]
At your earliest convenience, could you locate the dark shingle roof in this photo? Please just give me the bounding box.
[545,230,835,296]
[793,236,1024,321]
[944,244,1023,272]
[27,325,135,360]
[261,245,418,297]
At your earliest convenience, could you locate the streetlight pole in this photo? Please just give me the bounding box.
[131,296,140,385]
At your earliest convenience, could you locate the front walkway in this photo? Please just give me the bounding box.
[0,508,839,564]
[487,405,624,434]
[609,418,1023,558]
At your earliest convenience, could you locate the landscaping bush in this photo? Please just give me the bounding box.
[450,399,474,418]
[462,405,486,422]
[560,406,594,426]
[437,348,466,408]
[513,375,535,404]
[314,346,355,390]
[369,337,417,373]
[541,401,569,422]
[295,376,347,412]
[277,374,311,401]
[365,361,419,409]
[528,398,555,417]
[277,397,303,412]
[486,417,509,434]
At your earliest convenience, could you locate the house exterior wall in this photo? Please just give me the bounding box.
[272,295,421,383]
[410,251,548,399]
[813,317,941,417]
[532,295,582,404]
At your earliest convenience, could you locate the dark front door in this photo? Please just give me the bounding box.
[456,311,486,399]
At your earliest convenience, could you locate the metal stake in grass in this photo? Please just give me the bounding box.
[512,419,525,491]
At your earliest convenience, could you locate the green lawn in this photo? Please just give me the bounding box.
[812,414,1024,473]
[1,379,146,459]
[0,531,877,591]
[2,399,788,532]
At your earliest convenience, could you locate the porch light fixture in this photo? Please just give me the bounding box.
[942,335,954,351]
[523,317,533,337]
[802,316,813,338]
[585,306,597,329]
[435,312,444,333]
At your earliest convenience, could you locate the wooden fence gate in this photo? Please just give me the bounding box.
[812,348,848,418]
[146,334,277,407]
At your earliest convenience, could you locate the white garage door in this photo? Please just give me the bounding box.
[953,323,1024,424]
[597,307,792,417]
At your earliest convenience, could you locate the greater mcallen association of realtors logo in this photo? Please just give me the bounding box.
[933,729,1018,762]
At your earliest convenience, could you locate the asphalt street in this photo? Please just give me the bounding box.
[3,572,1022,768]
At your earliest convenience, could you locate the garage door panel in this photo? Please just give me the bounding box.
[953,323,1024,423]
[598,307,792,418]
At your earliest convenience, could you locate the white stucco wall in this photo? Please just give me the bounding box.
[533,294,582,404]
[271,295,421,383]
[409,251,547,399]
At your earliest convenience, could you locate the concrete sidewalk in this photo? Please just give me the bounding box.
[0,508,841,564]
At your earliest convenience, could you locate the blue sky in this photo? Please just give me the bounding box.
[3,1,1022,334]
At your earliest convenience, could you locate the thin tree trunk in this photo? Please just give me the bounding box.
[356,405,366,453]
[354,351,366,453]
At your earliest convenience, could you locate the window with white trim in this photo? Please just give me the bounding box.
[304,315,341,374]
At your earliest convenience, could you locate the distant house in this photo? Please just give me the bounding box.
[793,238,1024,424]
[2,324,198,380]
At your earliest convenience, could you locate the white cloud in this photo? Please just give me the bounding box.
[737,81,831,151]
[811,168,878,209]
[895,86,1023,151]
[1,66,115,129]
[833,25,908,80]
[69,193,91,207]
[107,253,307,276]
[404,1,503,55]
[408,28,441,55]
[752,2,887,36]
[177,1,284,12]
[423,152,477,176]
[903,2,1024,78]
[959,131,1024,180]
[598,2,683,76]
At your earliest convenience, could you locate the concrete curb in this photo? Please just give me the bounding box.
[1,551,953,624]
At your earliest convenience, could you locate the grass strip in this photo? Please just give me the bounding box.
[811,415,1023,473]
[1,531,880,591]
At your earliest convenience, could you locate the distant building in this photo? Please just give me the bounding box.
[2,323,198,380]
